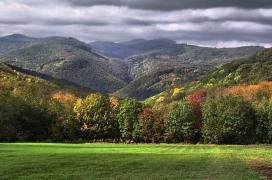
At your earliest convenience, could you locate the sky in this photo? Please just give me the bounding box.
[0,0,272,47]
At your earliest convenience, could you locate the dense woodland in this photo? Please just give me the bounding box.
[1,60,272,144]
[1,81,272,144]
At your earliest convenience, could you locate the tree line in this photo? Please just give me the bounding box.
[1,82,272,144]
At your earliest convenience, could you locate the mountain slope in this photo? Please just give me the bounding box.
[0,34,41,55]
[144,48,272,106]
[114,45,263,99]
[0,34,264,98]
[127,45,264,78]
[193,48,272,88]
[0,36,129,93]
[114,66,208,100]
[0,62,91,99]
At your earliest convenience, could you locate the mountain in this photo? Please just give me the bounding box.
[126,44,263,79]
[89,38,177,59]
[91,38,262,99]
[4,63,93,93]
[120,39,146,46]
[113,66,208,99]
[192,48,272,88]
[144,48,272,106]
[0,34,264,98]
[0,62,91,99]
[114,45,263,99]
[90,41,141,59]
[90,38,263,62]
[0,34,41,55]
[0,35,129,93]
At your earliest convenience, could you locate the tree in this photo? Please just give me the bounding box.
[0,91,53,141]
[73,93,114,140]
[166,99,198,143]
[187,90,206,109]
[255,99,272,143]
[52,91,78,110]
[202,95,256,144]
[187,90,207,141]
[0,91,20,141]
[50,100,80,141]
[152,108,167,143]
[116,98,142,142]
[133,107,155,143]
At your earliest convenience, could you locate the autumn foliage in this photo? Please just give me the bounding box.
[52,91,78,109]
[187,90,206,109]
[2,77,272,144]
[224,81,272,100]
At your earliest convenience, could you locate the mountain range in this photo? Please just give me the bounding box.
[0,34,264,99]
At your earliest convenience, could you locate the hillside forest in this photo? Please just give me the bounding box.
[1,48,272,144]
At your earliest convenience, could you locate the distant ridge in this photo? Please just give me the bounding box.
[89,38,177,59]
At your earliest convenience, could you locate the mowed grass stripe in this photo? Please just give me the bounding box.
[0,143,271,179]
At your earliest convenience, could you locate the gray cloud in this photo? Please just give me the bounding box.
[3,0,272,11]
[60,0,272,11]
[0,0,271,47]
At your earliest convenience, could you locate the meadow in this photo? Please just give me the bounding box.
[0,143,272,179]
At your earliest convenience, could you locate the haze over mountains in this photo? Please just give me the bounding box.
[0,34,264,99]
[90,38,177,59]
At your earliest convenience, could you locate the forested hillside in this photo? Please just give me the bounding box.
[113,66,208,99]
[1,48,272,144]
[0,34,41,55]
[0,62,93,141]
[114,44,263,99]
[0,34,263,98]
[0,36,129,93]
[145,48,272,106]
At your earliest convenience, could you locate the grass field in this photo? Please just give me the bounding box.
[0,143,271,179]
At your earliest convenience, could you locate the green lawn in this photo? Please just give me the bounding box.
[0,143,271,179]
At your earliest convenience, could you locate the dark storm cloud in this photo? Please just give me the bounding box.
[61,0,272,10]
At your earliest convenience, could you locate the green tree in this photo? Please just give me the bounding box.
[0,90,52,141]
[116,98,142,142]
[202,95,256,144]
[166,99,198,143]
[0,91,20,141]
[255,99,272,143]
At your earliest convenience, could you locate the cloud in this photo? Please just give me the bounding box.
[58,0,272,11]
[0,0,271,47]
